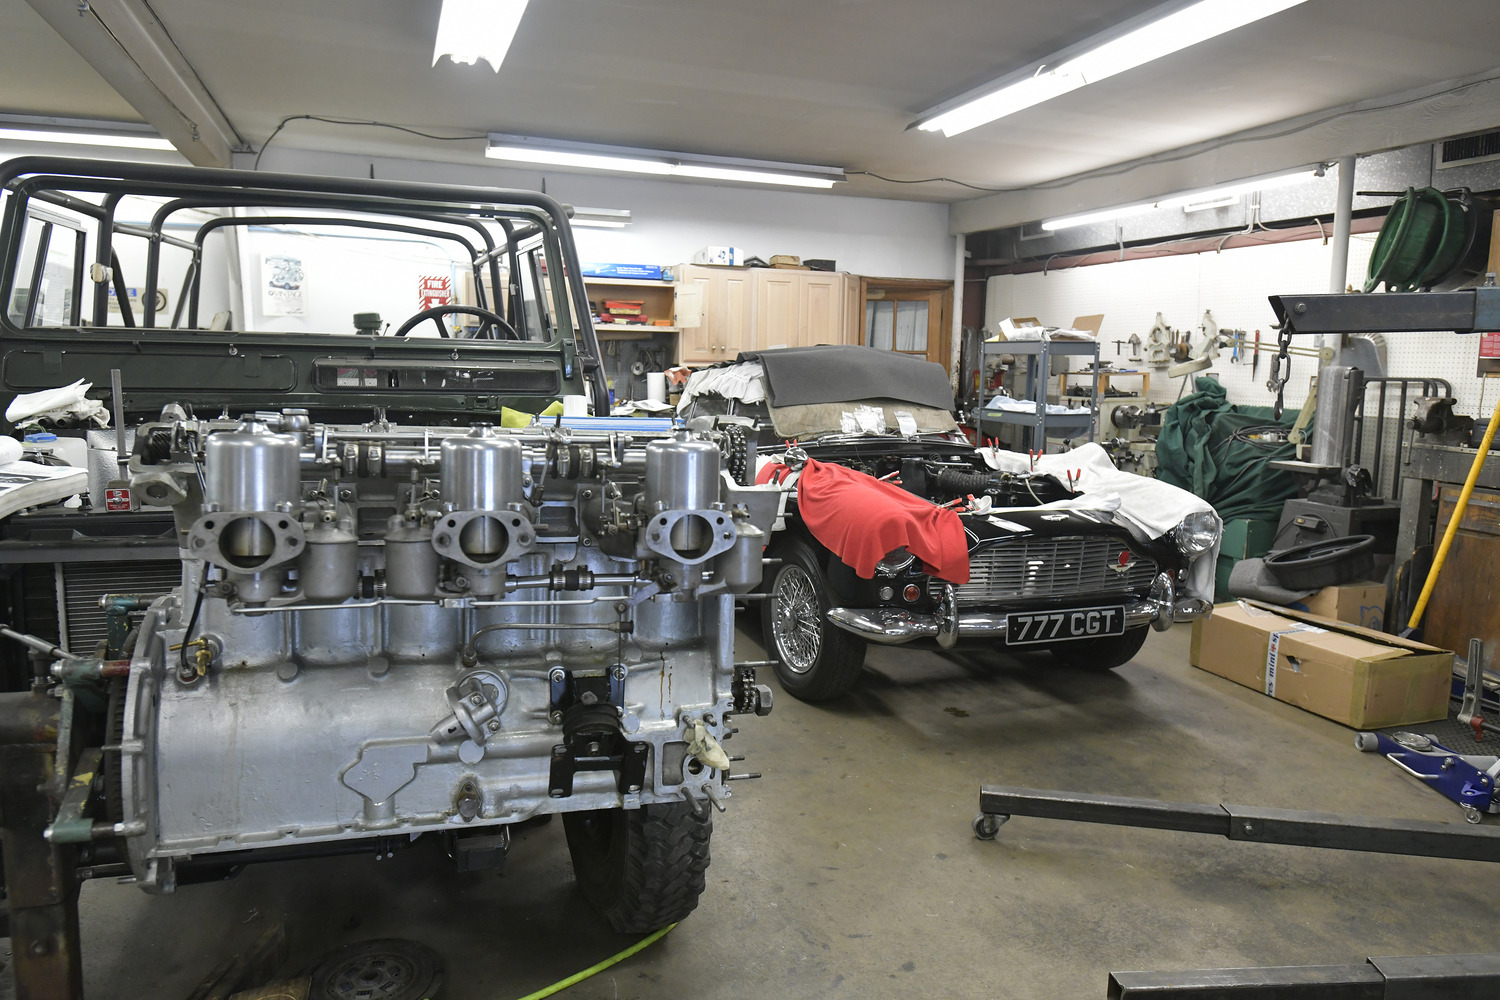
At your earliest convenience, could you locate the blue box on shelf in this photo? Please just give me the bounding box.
[581,262,664,281]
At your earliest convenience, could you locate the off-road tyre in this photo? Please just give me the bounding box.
[1048,625,1150,671]
[563,801,712,933]
[760,535,867,701]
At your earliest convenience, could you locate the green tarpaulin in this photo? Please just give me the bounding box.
[1155,377,1306,523]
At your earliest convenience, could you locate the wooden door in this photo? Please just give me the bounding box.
[861,278,953,371]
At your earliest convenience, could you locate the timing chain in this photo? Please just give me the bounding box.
[1265,324,1294,419]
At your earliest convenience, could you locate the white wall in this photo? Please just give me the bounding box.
[984,234,1493,419]
[243,147,954,281]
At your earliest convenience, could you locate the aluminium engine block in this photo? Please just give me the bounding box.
[116,411,773,891]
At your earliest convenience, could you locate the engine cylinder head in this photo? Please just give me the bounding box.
[645,431,719,512]
[441,426,522,511]
[204,419,301,512]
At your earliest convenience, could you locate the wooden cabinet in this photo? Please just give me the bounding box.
[674,265,860,365]
[674,264,752,365]
[582,277,680,340]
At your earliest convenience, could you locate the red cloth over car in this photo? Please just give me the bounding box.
[786,458,970,584]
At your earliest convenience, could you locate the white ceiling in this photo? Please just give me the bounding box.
[4,0,1500,212]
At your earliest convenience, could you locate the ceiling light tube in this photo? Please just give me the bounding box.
[0,127,175,151]
[433,0,530,72]
[486,134,843,189]
[1040,168,1320,230]
[1041,203,1156,232]
[1155,169,1318,207]
[570,207,632,229]
[916,0,1312,136]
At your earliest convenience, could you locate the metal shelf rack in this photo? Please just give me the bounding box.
[974,338,1100,450]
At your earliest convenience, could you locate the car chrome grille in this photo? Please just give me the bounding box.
[933,535,1159,607]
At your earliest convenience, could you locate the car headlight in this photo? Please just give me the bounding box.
[1172,510,1222,555]
[875,547,917,576]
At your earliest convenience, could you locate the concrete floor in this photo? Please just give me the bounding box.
[32,621,1500,999]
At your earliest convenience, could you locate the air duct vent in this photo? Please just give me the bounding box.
[1437,130,1500,169]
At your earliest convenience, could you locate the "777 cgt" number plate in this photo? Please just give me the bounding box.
[1006,606,1126,645]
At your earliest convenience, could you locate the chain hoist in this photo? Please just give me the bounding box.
[1265,322,1294,418]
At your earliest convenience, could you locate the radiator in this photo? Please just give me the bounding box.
[934,535,1159,608]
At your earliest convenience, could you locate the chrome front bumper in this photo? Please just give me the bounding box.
[826,573,1212,647]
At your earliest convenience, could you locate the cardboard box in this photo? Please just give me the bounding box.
[1190,601,1452,729]
[1288,581,1386,630]
[692,246,746,266]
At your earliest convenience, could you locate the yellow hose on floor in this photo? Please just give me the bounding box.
[1405,391,1500,634]
[507,922,678,1000]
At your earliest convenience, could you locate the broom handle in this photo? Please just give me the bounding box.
[1407,391,1500,630]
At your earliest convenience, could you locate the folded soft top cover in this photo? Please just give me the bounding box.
[740,345,955,411]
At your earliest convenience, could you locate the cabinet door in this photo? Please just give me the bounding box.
[800,273,845,347]
[677,265,752,364]
[751,270,799,351]
[675,268,717,365]
[719,269,751,359]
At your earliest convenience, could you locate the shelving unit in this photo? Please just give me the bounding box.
[975,338,1100,450]
[583,276,680,339]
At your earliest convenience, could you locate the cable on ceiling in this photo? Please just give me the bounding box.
[846,170,1004,192]
[253,115,488,169]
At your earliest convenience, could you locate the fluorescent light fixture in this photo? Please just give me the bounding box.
[916,0,1312,136]
[1041,168,1319,230]
[1179,194,1240,213]
[570,207,632,229]
[433,0,530,72]
[0,127,174,151]
[486,134,844,189]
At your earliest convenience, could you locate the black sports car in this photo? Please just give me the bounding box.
[681,345,1220,701]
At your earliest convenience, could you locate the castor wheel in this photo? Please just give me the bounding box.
[1463,804,1484,825]
[973,812,1008,840]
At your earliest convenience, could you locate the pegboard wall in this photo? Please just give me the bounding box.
[985,235,1496,422]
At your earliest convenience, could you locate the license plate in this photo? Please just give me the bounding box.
[1005,606,1126,645]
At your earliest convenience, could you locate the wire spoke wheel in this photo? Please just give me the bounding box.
[759,536,868,701]
[772,565,823,675]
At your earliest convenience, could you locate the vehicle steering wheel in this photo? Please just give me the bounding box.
[392,305,522,340]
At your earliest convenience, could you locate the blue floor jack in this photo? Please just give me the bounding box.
[1355,730,1499,824]
[1356,638,1499,824]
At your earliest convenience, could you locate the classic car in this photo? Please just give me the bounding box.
[679,345,1220,701]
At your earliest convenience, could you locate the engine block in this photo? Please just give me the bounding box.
[117,411,772,892]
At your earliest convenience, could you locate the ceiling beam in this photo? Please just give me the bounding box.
[24,0,242,166]
[948,68,1500,235]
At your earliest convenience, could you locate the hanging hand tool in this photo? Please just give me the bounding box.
[1251,330,1260,376]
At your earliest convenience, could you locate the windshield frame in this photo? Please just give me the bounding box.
[0,156,608,418]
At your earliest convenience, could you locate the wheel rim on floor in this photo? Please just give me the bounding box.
[772,565,822,674]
